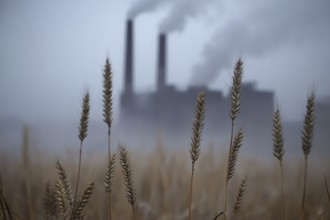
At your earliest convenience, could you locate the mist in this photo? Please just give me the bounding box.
[191,0,330,86]
[0,0,329,155]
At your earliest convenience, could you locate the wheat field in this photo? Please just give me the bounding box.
[0,59,329,220]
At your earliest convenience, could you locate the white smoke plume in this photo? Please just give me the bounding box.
[190,0,330,86]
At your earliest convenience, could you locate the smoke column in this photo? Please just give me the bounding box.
[127,0,173,18]
[128,0,218,32]
[190,0,330,86]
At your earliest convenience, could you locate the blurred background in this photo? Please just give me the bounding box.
[1,1,330,219]
[0,0,330,157]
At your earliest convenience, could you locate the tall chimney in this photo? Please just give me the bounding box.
[157,33,166,91]
[124,19,134,94]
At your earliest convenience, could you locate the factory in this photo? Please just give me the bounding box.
[118,19,274,150]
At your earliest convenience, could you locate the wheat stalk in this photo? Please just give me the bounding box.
[119,145,136,218]
[189,91,205,220]
[22,125,34,220]
[300,92,315,220]
[223,59,243,219]
[73,91,90,216]
[102,57,115,220]
[273,109,285,220]
[103,57,113,156]
[324,176,330,206]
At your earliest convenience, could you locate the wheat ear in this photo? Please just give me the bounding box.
[73,181,95,219]
[227,128,243,181]
[273,109,285,220]
[233,176,247,219]
[189,91,205,220]
[105,154,116,194]
[300,92,315,220]
[119,145,136,219]
[230,59,243,121]
[56,160,74,207]
[44,180,58,219]
[103,57,113,157]
[55,179,70,218]
[73,91,90,215]
[105,154,116,219]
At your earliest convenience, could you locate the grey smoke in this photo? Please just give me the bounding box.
[191,0,330,86]
[159,0,218,33]
[128,0,218,33]
[127,0,172,18]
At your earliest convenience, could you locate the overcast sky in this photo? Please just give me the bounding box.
[0,0,329,124]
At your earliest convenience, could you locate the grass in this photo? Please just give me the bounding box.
[0,58,329,220]
[273,109,285,220]
[300,92,315,220]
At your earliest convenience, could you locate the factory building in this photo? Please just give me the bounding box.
[118,19,274,150]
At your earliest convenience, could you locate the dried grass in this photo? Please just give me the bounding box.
[189,91,205,220]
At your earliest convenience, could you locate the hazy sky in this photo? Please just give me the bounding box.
[0,0,329,124]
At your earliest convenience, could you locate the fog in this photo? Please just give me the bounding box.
[0,0,329,154]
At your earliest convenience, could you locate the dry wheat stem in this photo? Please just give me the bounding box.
[213,212,224,220]
[300,92,315,220]
[103,58,114,220]
[189,91,205,220]
[223,128,243,219]
[73,91,90,217]
[22,126,34,220]
[324,176,330,206]
[223,59,243,219]
[103,58,113,157]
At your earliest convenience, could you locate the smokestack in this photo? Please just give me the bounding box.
[124,19,134,94]
[157,33,167,91]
